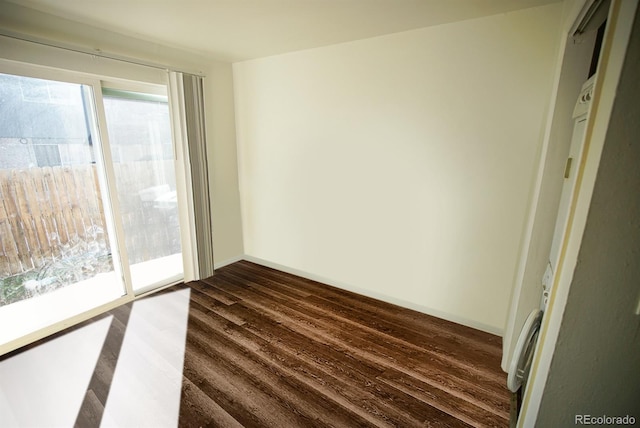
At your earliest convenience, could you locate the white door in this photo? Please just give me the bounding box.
[542,76,595,306]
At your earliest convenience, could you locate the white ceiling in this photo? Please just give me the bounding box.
[8,0,561,62]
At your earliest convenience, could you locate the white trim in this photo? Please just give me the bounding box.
[0,28,205,77]
[517,1,638,425]
[135,278,185,299]
[0,35,167,86]
[90,80,135,298]
[0,57,102,85]
[243,255,503,336]
[101,83,167,99]
[570,0,605,36]
[214,255,245,270]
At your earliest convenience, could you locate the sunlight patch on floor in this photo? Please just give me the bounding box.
[0,316,112,427]
[101,288,191,427]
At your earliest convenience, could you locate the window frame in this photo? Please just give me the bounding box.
[0,59,191,356]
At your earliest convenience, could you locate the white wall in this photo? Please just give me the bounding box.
[234,4,563,333]
[204,62,245,265]
[0,3,245,266]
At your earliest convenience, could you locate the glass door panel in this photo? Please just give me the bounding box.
[0,72,126,345]
[102,91,183,294]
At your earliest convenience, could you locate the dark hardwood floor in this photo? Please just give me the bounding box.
[4,260,510,427]
[181,261,509,427]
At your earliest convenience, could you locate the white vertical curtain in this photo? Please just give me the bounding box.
[169,72,214,280]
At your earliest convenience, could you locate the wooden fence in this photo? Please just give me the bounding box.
[0,165,107,276]
[0,161,180,278]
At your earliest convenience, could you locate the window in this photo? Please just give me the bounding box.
[102,89,183,293]
[0,65,185,348]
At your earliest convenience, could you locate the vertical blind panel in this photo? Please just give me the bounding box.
[182,74,215,278]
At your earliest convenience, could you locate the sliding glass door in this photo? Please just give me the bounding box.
[101,89,183,294]
[0,66,184,348]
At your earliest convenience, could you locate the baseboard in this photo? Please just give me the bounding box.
[213,255,245,270]
[242,255,503,336]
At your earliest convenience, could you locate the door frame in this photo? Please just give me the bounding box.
[0,60,186,356]
[517,0,638,425]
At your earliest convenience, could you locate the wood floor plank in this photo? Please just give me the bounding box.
[187,293,467,427]
[221,267,502,378]
[376,369,508,427]
[185,310,368,428]
[73,303,132,428]
[198,276,245,305]
[188,294,464,426]
[74,389,104,428]
[232,261,502,352]
[208,270,509,413]
[188,286,247,326]
[211,262,508,425]
[179,375,245,428]
[222,263,503,366]
[186,301,406,427]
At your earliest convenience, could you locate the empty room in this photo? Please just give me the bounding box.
[0,0,638,426]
